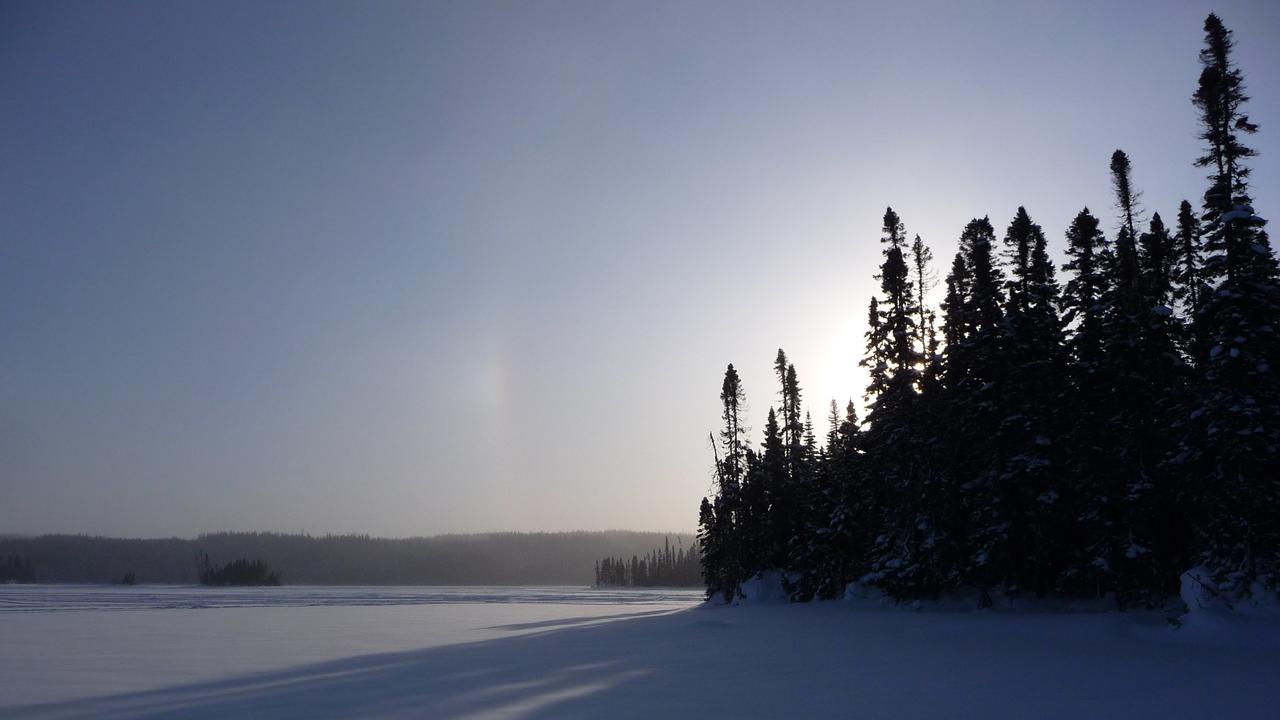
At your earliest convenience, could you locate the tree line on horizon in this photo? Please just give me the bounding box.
[698,14,1278,609]
[0,555,37,584]
[0,531,694,586]
[594,536,701,587]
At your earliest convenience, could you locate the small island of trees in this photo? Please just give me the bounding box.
[197,552,282,586]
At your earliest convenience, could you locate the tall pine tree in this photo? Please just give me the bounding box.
[1175,13,1280,598]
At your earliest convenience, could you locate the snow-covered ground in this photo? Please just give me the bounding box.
[2,584,1277,719]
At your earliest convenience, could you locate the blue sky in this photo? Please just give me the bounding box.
[2,0,1277,537]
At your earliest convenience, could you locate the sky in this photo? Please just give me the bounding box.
[1,0,1277,538]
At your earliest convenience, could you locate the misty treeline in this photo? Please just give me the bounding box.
[0,531,693,585]
[196,552,282,586]
[699,15,1278,609]
[1,555,37,583]
[595,537,700,587]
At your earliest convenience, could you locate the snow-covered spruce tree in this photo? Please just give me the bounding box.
[860,208,946,599]
[703,363,749,600]
[1172,13,1280,599]
[785,365,804,466]
[785,410,832,601]
[995,207,1070,597]
[1134,212,1197,601]
[910,234,938,358]
[1173,200,1209,357]
[773,349,804,473]
[764,355,806,576]
[784,407,833,601]
[697,497,727,599]
[1059,207,1114,597]
[741,406,787,575]
[1139,213,1176,308]
[719,364,748,496]
[818,400,868,598]
[1061,209,1110,377]
[1081,151,1190,606]
[940,251,971,388]
[779,389,817,598]
[912,235,944,396]
[790,400,855,600]
[926,249,975,594]
[902,234,950,597]
[943,218,1009,603]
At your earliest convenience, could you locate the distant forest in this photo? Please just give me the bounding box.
[0,531,693,585]
[595,537,700,587]
[1,555,37,583]
[699,15,1279,609]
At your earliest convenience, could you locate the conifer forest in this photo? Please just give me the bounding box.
[697,14,1279,609]
[594,537,701,587]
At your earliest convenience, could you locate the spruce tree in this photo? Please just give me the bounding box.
[941,251,970,389]
[741,407,787,573]
[821,400,868,598]
[862,209,950,598]
[774,349,793,453]
[996,207,1069,595]
[719,364,748,492]
[787,409,832,601]
[1173,200,1208,355]
[709,364,748,598]
[1175,13,1280,597]
[945,218,1008,600]
[1062,209,1109,375]
[1058,208,1112,596]
[911,234,938,359]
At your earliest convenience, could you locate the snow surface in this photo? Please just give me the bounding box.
[3,584,1278,719]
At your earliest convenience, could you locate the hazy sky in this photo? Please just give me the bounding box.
[2,1,1277,538]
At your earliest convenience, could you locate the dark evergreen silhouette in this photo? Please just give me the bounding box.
[197,552,282,586]
[699,364,747,601]
[994,207,1068,598]
[697,14,1278,609]
[1173,13,1280,599]
[1,555,37,583]
[1173,199,1208,355]
[595,537,700,587]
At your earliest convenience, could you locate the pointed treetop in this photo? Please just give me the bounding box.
[881,207,906,250]
[1110,149,1142,239]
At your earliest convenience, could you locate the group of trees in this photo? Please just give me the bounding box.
[1,555,36,583]
[595,537,700,587]
[699,15,1278,609]
[0,531,692,585]
[196,552,282,586]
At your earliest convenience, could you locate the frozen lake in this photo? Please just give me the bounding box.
[0,584,702,718]
[3,583,1278,719]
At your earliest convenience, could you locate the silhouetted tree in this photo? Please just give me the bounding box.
[1173,12,1280,599]
[1172,200,1208,355]
[996,206,1069,596]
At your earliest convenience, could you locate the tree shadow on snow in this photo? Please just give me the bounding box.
[483,608,679,631]
[6,607,724,720]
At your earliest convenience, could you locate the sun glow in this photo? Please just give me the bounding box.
[814,314,868,430]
